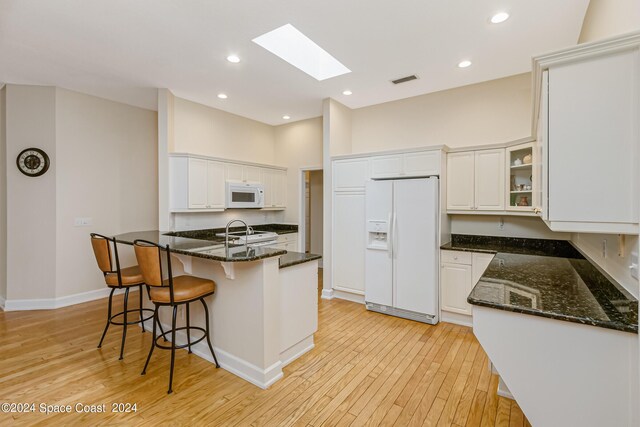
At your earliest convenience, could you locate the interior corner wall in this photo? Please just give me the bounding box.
[54,88,158,298]
[274,117,323,225]
[172,96,276,164]
[578,0,640,43]
[351,73,532,153]
[5,85,57,300]
[328,99,353,157]
[0,86,7,302]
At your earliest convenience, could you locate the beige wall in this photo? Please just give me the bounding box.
[328,100,353,156]
[351,73,532,153]
[0,86,6,301]
[55,88,158,297]
[5,85,57,300]
[173,97,276,165]
[274,117,323,225]
[309,170,323,256]
[450,215,569,240]
[579,0,640,43]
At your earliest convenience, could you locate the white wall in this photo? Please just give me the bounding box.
[5,85,57,300]
[351,73,532,153]
[55,88,158,297]
[173,97,276,164]
[0,86,6,302]
[579,0,640,43]
[274,117,323,225]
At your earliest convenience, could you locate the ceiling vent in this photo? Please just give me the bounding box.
[391,74,418,85]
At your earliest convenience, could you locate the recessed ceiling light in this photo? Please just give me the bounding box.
[490,12,509,24]
[227,55,241,63]
[252,24,351,81]
[342,90,353,96]
[217,93,228,99]
[282,115,291,120]
[458,60,472,68]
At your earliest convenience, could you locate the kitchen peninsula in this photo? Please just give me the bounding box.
[114,230,321,389]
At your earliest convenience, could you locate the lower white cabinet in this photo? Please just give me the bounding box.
[440,250,494,317]
[271,233,298,252]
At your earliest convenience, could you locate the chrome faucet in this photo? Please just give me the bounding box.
[225,219,249,253]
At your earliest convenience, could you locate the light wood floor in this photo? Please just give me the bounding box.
[0,273,530,426]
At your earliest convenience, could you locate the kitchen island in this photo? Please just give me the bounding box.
[114,230,321,389]
[442,235,638,427]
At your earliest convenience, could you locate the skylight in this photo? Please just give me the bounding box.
[252,24,351,81]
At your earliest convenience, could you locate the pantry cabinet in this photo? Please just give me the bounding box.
[533,33,640,233]
[447,149,505,212]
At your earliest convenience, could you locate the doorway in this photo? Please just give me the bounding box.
[300,169,323,267]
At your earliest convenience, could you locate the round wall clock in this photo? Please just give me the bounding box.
[16,148,50,177]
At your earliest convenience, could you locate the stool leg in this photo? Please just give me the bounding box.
[168,305,178,394]
[146,285,166,340]
[186,302,192,354]
[141,305,158,375]
[97,288,115,348]
[201,298,219,368]
[119,287,130,360]
[139,285,146,333]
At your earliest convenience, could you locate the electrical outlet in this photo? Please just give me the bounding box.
[601,239,607,258]
[630,251,638,280]
[498,218,504,230]
[73,217,93,227]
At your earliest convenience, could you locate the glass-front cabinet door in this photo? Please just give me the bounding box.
[506,142,536,212]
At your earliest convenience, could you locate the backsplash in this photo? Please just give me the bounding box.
[450,215,570,240]
[170,209,287,231]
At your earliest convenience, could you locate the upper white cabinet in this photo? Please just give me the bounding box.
[170,154,286,212]
[370,151,440,179]
[447,149,505,212]
[533,34,640,233]
[263,169,286,209]
[506,142,536,212]
[170,156,226,211]
[333,158,370,191]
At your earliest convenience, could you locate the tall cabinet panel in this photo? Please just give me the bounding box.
[333,192,366,294]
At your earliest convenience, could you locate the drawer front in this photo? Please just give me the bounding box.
[440,250,472,265]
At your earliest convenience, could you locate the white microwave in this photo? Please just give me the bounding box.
[226,181,264,209]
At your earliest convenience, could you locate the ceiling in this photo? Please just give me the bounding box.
[0,0,590,125]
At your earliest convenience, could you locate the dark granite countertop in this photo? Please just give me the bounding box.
[166,223,298,241]
[441,235,637,334]
[279,252,322,269]
[114,231,286,263]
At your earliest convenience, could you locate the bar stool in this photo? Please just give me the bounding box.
[133,239,219,394]
[90,233,157,360]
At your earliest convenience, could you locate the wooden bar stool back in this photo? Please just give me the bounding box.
[90,233,156,360]
[133,239,219,394]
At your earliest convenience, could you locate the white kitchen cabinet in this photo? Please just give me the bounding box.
[506,142,536,212]
[533,34,639,234]
[440,250,494,318]
[170,156,225,211]
[272,232,298,252]
[262,169,286,209]
[225,163,262,183]
[244,166,262,183]
[333,192,366,294]
[447,149,504,211]
[370,151,440,179]
[333,158,370,192]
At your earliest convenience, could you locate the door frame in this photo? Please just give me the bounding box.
[299,166,323,259]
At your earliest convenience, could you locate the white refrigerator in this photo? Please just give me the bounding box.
[365,177,439,324]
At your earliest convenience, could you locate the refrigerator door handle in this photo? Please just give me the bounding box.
[387,212,393,259]
[392,211,398,259]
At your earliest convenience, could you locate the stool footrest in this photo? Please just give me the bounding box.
[154,326,207,350]
[109,308,155,326]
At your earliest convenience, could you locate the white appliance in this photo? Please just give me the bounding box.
[365,177,439,324]
[226,181,264,209]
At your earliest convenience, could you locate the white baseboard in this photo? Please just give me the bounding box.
[3,287,138,311]
[332,289,365,304]
[280,335,314,368]
[497,376,514,400]
[320,288,334,300]
[0,295,5,310]
[144,319,284,390]
[440,311,473,328]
